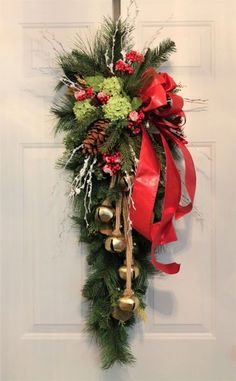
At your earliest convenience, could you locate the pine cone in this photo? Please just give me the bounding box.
[83,120,108,155]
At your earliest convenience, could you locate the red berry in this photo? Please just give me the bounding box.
[86,87,94,97]
[125,50,144,63]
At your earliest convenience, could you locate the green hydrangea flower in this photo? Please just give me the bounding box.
[85,75,105,92]
[100,77,123,96]
[73,100,96,122]
[103,95,132,121]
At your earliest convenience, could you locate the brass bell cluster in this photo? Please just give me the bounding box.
[95,198,126,253]
[95,173,140,322]
[114,262,140,320]
[95,174,134,254]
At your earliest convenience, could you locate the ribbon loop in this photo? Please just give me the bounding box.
[130,68,196,274]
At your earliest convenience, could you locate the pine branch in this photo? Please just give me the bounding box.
[73,18,134,77]
[99,322,136,369]
[65,170,155,368]
[143,38,176,70]
[51,18,179,368]
[119,136,134,173]
[51,96,76,134]
[101,18,134,71]
[127,134,141,159]
[58,50,100,78]
[62,108,102,151]
[99,121,124,153]
[125,39,176,96]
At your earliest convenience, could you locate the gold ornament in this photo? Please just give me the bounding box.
[119,174,134,192]
[118,264,140,280]
[105,235,126,253]
[118,295,140,312]
[111,307,133,322]
[95,205,115,223]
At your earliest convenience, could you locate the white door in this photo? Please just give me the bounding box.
[120,0,236,380]
[0,1,112,380]
[1,0,236,380]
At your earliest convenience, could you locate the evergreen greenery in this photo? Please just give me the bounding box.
[51,17,178,368]
[124,38,176,96]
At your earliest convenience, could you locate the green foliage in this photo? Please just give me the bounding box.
[142,39,176,71]
[71,17,134,77]
[103,95,132,121]
[131,97,142,110]
[99,17,134,73]
[100,76,123,96]
[125,38,176,96]
[67,174,155,369]
[127,133,142,159]
[73,99,97,122]
[78,206,154,368]
[58,49,99,78]
[99,120,125,153]
[51,96,76,133]
[63,108,103,152]
[51,17,179,369]
[119,136,135,172]
[85,75,105,91]
[107,183,124,203]
[86,302,136,369]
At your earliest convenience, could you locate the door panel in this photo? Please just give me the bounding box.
[119,1,236,380]
[1,1,112,380]
[1,0,236,380]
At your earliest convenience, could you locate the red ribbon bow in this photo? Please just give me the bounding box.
[130,69,196,274]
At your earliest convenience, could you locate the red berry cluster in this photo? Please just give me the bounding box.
[115,59,134,74]
[74,86,94,101]
[97,91,110,104]
[125,50,144,63]
[115,50,144,75]
[102,152,121,176]
[127,110,145,135]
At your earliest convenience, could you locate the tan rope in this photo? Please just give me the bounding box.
[109,174,117,189]
[122,193,134,297]
[112,194,122,237]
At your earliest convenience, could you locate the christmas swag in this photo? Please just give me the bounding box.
[52,18,196,368]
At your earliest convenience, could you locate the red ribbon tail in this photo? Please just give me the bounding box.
[131,127,184,275]
[133,69,196,276]
[130,127,160,240]
[151,242,180,274]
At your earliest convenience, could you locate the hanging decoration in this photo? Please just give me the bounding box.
[51,18,196,368]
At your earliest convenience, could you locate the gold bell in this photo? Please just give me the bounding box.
[118,264,140,280]
[111,307,133,322]
[118,295,140,312]
[119,174,134,192]
[95,205,115,223]
[105,235,126,253]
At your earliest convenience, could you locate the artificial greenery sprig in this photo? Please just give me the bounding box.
[52,17,179,368]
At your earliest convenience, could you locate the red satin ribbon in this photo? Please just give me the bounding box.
[130,69,196,274]
[140,68,183,115]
